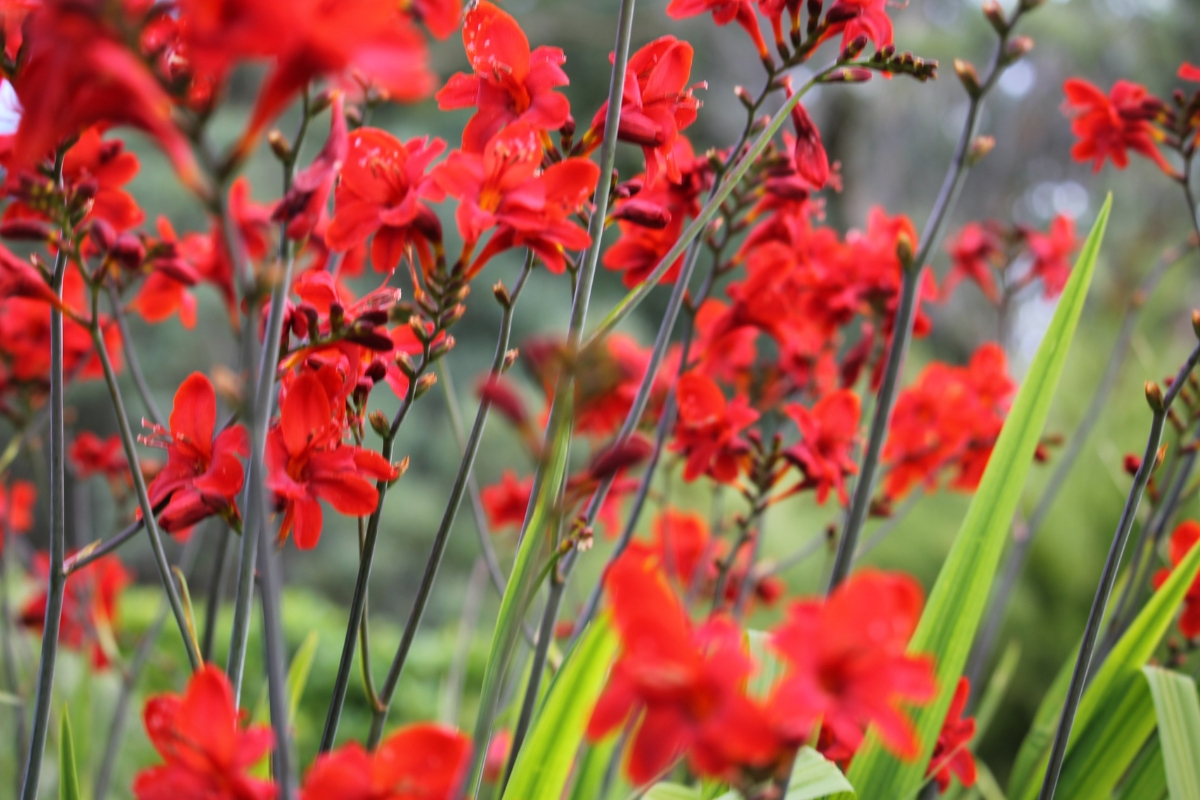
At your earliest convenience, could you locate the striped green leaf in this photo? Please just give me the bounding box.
[59,707,81,800]
[1143,666,1200,800]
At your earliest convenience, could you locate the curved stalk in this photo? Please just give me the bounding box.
[364,256,533,747]
[828,8,1030,592]
[63,517,146,575]
[1037,341,1200,800]
[106,282,164,426]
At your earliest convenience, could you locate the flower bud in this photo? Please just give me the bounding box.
[73,179,99,203]
[824,67,872,84]
[587,436,652,480]
[839,34,869,62]
[824,3,857,23]
[440,303,467,327]
[954,59,982,98]
[408,315,430,342]
[365,359,388,384]
[369,410,391,438]
[982,0,1007,34]
[493,281,511,307]
[111,234,146,270]
[611,198,672,229]
[1004,36,1034,64]
[0,218,54,242]
[90,218,117,252]
[309,88,336,115]
[967,135,996,165]
[896,232,916,271]
[1146,380,1164,413]
[735,85,755,110]
[329,302,345,332]
[478,375,528,427]
[394,351,416,378]
[154,257,201,285]
[430,333,456,360]
[502,348,518,371]
[1123,453,1142,476]
[267,130,292,162]
[1191,309,1200,339]
[414,372,438,399]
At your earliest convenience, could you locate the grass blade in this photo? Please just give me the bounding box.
[1143,666,1200,800]
[59,707,80,800]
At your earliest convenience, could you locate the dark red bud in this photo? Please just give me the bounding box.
[153,257,201,286]
[611,199,672,229]
[0,218,54,242]
[89,218,116,252]
[477,375,528,427]
[587,435,653,480]
[111,234,146,270]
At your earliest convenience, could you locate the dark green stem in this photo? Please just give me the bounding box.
[106,282,164,426]
[1037,342,1200,800]
[201,524,231,661]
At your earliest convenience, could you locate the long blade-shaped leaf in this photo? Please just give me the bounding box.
[1115,734,1167,800]
[59,707,81,800]
[1143,666,1200,800]
[717,748,853,800]
[842,195,1112,799]
[502,618,618,800]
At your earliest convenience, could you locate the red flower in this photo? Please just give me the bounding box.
[671,372,758,483]
[0,479,34,541]
[769,570,936,760]
[69,432,128,481]
[134,664,276,800]
[927,677,977,793]
[11,2,200,188]
[21,552,131,668]
[326,127,445,274]
[481,470,533,531]
[266,368,399,549]
[434,123,599,276]
[1024,214,1078,299]
[300,723,470,800]
[436,0,570,153]
[788,89,829,191]
[1182,63,1200,82]
[822,0,894,50]
[665,0,769,62]
[273,93,349,241]
[141,373,249,533]
[944,222,1004,303]
[785,389,861,504]
[587,544,777,785]
[589,36,703,187]
[1062,78,1174,176]
[1152,520,1200,639]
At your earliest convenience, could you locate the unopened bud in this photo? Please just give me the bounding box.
[440,303,467,327]
[502,348,519,371]
[839,34,869,62]
[1191,309,1200,339]
[824,67,873,84]
[394,351,416,378]
[0,218,54,242]
[329,302,345,332]
[309,88,335,115]
[430,333,456,360]
[393,455,411,480]
[1155,444,1168,469]
[89,218,116,252]
[968,135,996,165]
[1004,36,1034,63]
[369,410,390,438]
[493,281,511,307]
[896,233,916,271]
[1123,453,1142,476]
[954,59,982,98]
[611,198,672,229]
[73,179,98,203]
[408,316,430,342]
[735,85,755,110]
[414,372,438,399]
[111,234,146,270]
[1146,380,1164,413]
[267,130,292,162]
[982,0,1007,34]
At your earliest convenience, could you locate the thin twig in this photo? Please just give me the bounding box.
[106,282,164,427]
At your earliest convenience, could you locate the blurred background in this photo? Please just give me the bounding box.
[2,0,1200,794]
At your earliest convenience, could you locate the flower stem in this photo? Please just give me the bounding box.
[0,519,26,796]
[1037,341,1200,800]
[63,517,146,575]
[19,241,68,800]
[106,282,164,426]
[828,10,1028,593]
[201,523,231,661]
[257,524,295,798]
[365,256,533,748]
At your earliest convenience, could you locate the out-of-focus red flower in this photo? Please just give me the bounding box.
[1152,520,1200,639]
[769,570,935,761]
[1023,214,1078,299]
[0,479,34,541]
[784,389,860,504]
[70,432,127,482]
[273,94,348,241]
[653,509,715,590]
[21,552,130,668]
[483,728,512,783]
[141,372,249,533]
[134,664,276,800]
[434,123,598,276]
[11,1,199,188]
[266,368,399,549]
[300,722,470,800]
[788,90,829,191]
[665,0,769,62]
[1062,78,1174,176]
[0,2,35,63]
[672,372,758,483]
[436,0,570,153]
[481,470,532,531]
[884,343,1015,500]
[326,127,445,274]
[822,0,894,50]
[944,222,1004,303]
[587,544,777,785]
[1181,63,1200,82]
[588,36,703,187]
[927,677,977,793]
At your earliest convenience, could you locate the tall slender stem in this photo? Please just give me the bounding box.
[19,234,68,800]
[201,524,231,661]
[63,517,146,575]
[365,257,533,747]
[0,520,26,795]
[106,282,164,426]
[829,11,1028,593]
[1037,343,1200,800]
[257,527,295,798]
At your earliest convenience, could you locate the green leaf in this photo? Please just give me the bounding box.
[644,784,702,800]
[570,740,623,800]
[287,631,319,724]
[59,707,81,800]
[1143,666,1200,800]
[716,748,853,800]
[842,196,1112,800]
[1115,735,1167,800]
[502,617,618,800]
[1011,531,1200,800]
[973,641,1021,742]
